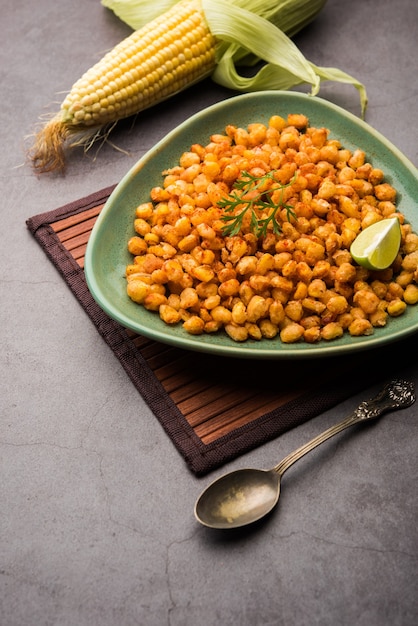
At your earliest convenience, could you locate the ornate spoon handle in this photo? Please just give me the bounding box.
[273,379,415,477]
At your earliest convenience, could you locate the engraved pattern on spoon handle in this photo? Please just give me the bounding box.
[353,379,415,419]
[273,379,415,477]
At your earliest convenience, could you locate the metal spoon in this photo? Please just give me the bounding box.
[194,379,415,529]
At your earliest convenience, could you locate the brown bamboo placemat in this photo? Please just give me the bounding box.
[26,186,409,475]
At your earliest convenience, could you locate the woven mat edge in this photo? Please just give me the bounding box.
[25,189,219,474]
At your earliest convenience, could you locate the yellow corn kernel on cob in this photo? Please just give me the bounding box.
[30,0,216,173]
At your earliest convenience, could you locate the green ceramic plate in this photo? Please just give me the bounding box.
[84,91,418,359]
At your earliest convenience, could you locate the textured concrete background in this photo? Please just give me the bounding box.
[1,1,418,624]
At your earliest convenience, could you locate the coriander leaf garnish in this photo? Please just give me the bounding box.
[219,170,297,237]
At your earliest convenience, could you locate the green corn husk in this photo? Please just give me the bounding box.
[102,0,368,114]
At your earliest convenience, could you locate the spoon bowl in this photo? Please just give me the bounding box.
[195,468,281,529]
[194,380,415,530]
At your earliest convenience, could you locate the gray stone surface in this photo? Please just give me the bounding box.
[1,1,417,624]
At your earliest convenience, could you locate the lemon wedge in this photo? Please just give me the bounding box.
[350,217,401,270]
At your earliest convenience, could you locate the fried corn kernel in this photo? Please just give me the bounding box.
[127,236,148,256]
[321,322,344,341]
[183,316,205,334]
[387,299,407,317]
[246,295,270,323]
[280,322,305,343]
[348,318,373,336]
[353,289,380,315]
[284,300,303,322]
[304,326,321,343]
[404,284,418,305]
[179,287,199,309]
[402,251,418,272]
[159,304,182,324]
[143,293,167,311]
[211,305,232,324]
[326,295,349,315]
[125,116,418,344]
[225,323,249,342]
[127,280,150,304]
[192,264,215,282]
[259,319,278,339]
[369,308,388,327]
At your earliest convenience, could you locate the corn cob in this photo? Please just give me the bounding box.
[30,0,216,173]
[29,0,366,173]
